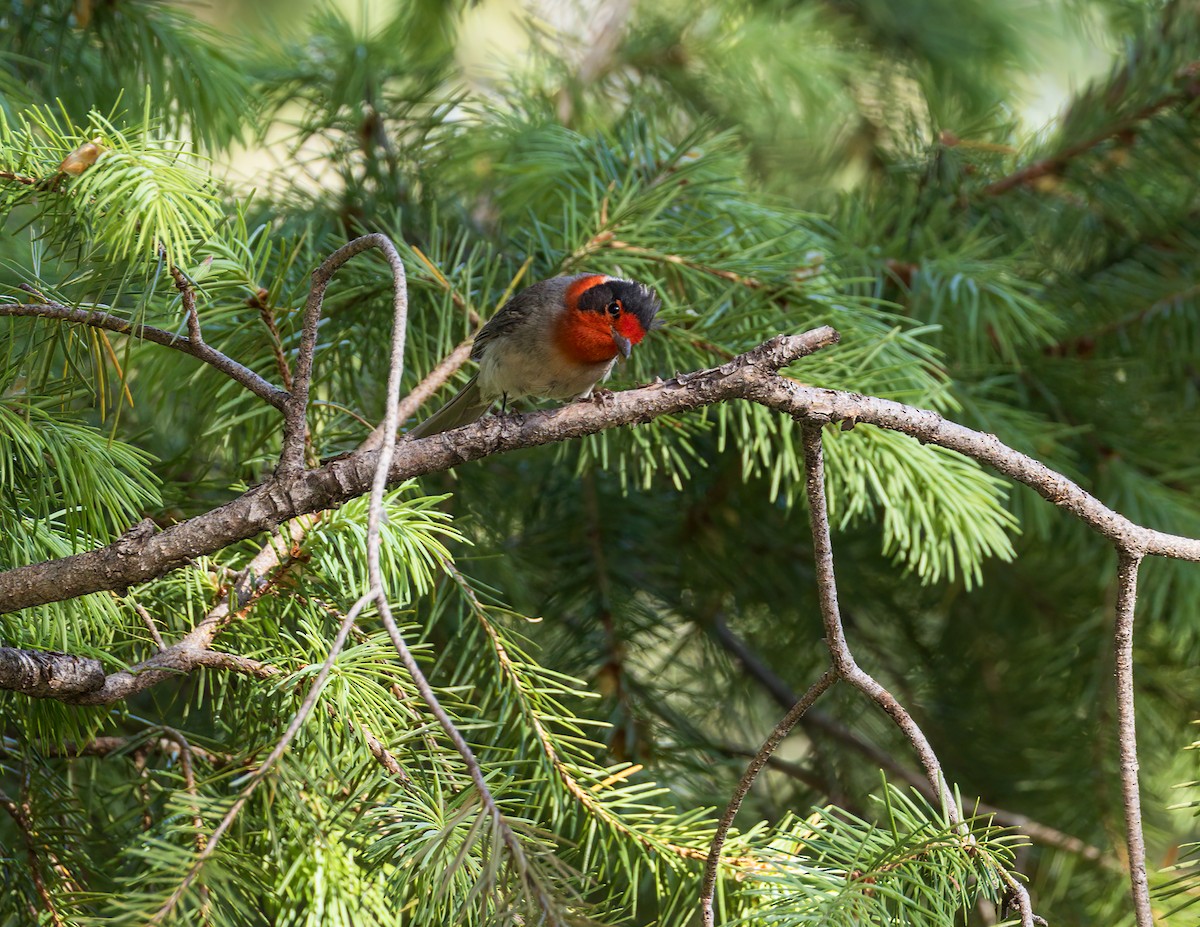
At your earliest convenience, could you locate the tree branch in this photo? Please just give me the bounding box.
[707,615,1119,868]
[699,670,838,927]
[0,300,289,409]
[1114,551,1154,927]
[279,233,407,474]
[5,323,1200,616]
[982,69,1198,196]
[150,228,412,922]
[0,648,105,698]
[799,424,1038,925]
[800,425,958,814]
[0,788,64,927]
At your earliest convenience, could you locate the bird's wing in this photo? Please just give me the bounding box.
[470,275,576,361]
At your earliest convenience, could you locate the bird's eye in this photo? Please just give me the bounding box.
[607,300,622,316]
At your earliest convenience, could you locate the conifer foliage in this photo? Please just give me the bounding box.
[1,1,1199,925]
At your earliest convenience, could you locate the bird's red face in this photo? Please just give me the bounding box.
[556,274,661,365]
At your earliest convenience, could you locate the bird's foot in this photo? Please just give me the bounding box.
[586,388,616,404]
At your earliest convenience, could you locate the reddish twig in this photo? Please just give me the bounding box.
[983,77,1196,196]
[0,788,65,927]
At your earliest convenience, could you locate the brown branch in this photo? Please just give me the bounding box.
[248,289,294,392]
[800,425,957,814]
[983,73,1197,196]
[0,301,289,409]
[799,424,1038,926]
[66,522,303,704]
[699,670,838,927]
[1114,551,1154,927]
[279,233,407,475]
[0,735,226,765]
[0,647,105,698]
[0,169,39,186]
[707,616,1118,868]
[165,255,203,345]
[126,596,167,651]
[7,324,1200,618]
[0,788,64,927]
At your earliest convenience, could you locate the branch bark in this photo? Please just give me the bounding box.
[0,301,289,409]
[0,648,105,698]
[1114,551,1154,927]
[699,670,837,927]
[6,323,1197,616]
[799,424,1038,926]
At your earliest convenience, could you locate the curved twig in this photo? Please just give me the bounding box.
[279,233,407,474]
[699,670,838,927]
[799,424,1037,926]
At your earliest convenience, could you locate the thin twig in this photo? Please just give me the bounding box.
[1114,551,1154,927]
[124,595,166,651]
[166,256,203,345]
[159,728,206,854]
[361,238,560,917]
[0,788,65,927]
[983,82,1194,196]
[148,593,370,924]
[249,289,294,392]
[708,618,1118,865]
[799,423,1038,926]
[280,233,405,475]
[800,425,957,815]
[0,301,288,409]
[0,169,38,185]
[0,735,226,765]
[360,335,474,452]
[699,670,837,927]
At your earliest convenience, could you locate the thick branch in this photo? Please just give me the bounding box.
[0,648,105,698]
[3,324,1199,616]
[0,301,289,409]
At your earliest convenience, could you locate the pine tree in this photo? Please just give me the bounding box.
[1,2,1199,925]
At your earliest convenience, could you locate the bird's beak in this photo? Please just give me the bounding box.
[612,330,632,359]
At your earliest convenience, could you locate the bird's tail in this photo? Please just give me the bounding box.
[407,375,491,438]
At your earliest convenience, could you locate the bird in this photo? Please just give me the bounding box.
[408,273,660,438]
